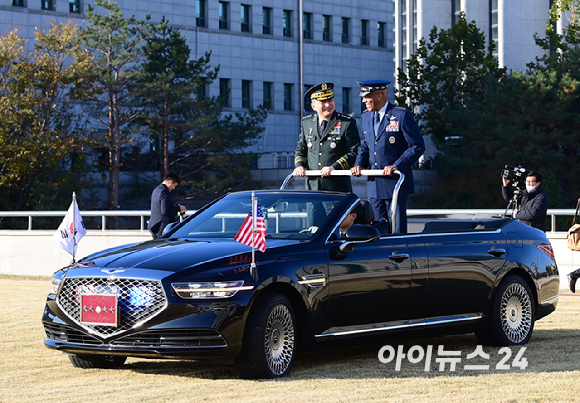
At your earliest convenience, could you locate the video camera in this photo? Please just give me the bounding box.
[501,165,531,192]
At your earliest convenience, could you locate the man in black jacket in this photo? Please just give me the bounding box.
[148,173,186,238]
[502,171,549,232]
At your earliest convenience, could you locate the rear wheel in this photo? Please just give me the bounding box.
[234,292,296,379]
[68,354,127,369]
[476,275,535,346]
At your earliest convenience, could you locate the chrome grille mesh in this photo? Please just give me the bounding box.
[57,277,167,339]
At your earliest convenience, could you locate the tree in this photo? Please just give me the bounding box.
[395,13,506,146]
[133,22,266,203]
[411,9,580,211]
[0,24,92,216]
[78,0,164,211]
[549,0,580,43]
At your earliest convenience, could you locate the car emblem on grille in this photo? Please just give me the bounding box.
[101,269,127,274]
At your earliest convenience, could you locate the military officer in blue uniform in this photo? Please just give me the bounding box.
[351,80,425,233]
[294,83,360,192]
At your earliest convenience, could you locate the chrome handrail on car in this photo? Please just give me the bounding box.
[280,169,405,234]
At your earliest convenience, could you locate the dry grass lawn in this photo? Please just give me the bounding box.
[1,277,580,403]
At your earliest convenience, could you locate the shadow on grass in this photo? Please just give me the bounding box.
[122,327,580,381]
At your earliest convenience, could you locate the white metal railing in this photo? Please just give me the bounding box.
[0,208,574,233]
[0,210,155,231]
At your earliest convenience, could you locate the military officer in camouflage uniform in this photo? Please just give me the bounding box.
[294,83,360,193]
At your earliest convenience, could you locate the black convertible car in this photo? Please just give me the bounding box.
[42,188,559,379]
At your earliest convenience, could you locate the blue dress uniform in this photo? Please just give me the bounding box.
[295,84,360,192]
[355,80,425,233]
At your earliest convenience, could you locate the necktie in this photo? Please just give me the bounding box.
[319,120,327,136]
[374,112,381,137]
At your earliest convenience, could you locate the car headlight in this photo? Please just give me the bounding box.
[49,272,64,295]
[171,280,253,299]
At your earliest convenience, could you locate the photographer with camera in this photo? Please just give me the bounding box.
[501,169,549,232]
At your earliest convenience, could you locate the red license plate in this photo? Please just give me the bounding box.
[80,294,118,326]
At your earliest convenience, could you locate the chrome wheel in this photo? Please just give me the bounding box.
[264,304,295,376]
[500,282,533,344]
[235,293,297,379]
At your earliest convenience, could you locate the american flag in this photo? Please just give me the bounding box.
[234,196,267,252]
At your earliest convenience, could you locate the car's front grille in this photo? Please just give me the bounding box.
[44,323,226,348]
[113,329,226,347]
[57,277,167,339]
[44,323,102,345]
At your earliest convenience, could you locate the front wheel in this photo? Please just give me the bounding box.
[477,275,535,346]
[235,292,296,379]
[68,354,127,369]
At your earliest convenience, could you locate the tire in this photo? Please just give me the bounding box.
[68,354,127,369]
[477,275,535,346]
[234,293,296,379]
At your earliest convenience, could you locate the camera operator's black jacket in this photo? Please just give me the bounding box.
[502,185,549,232]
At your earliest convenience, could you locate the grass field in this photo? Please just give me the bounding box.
[2,278,580,403]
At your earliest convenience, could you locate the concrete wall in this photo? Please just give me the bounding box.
[1,228,574,289]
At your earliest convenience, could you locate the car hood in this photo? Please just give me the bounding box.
[77,238,307,272]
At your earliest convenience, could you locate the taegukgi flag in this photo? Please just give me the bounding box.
[53,196,86,256]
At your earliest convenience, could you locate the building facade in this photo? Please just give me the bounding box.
[1,0,561,194]
[394,0,553,75]
[1,0,395,171]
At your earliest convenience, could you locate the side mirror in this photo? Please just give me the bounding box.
[339,225,381,253]
[162,222,179,236]
[344,224,381,242]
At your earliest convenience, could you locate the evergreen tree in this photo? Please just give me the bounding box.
[412,7,580,213]
[134,21,266,204]
[77,0,164,211]
[395,13,506,147]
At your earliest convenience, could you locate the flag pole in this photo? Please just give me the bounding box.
[250,192,257,280]
[72,192,77,264]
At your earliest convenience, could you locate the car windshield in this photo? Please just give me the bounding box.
[171,192,345,240]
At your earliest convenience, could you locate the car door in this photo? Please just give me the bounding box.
[322,234,413,329]
[420,230,508,320]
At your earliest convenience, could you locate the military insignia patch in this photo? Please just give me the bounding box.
[386,120,400,132]
[330,142,337,149]
[307,141,313,148]
[309,127,313,134]
[329,121,342,135]
[389,136,396,144]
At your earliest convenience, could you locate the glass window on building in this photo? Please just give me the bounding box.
[412,0,418,53]
[12,0,25,6]
[263,82,273,110]
[263,7,272,35]
[41,0,54,10]
[283,10,292,37]
[361,19,369,46]
[242,80,252,108]
[303,85,314,113]
[452,0,462,24]
[303,12,313,40]
[342,88,351,114]
[219,2,229,30]
[241,4,251,32]
[69,0,80,12]
[196,0,207,28]
[378,22,386,47]
[323,15,332,41]
[284,83,293,111]
[220,78,231,107]
[342,18,350,44]
[491,0,499,57]
[198,80,208,99]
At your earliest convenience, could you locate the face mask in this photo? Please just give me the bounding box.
[526,185,537,193]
